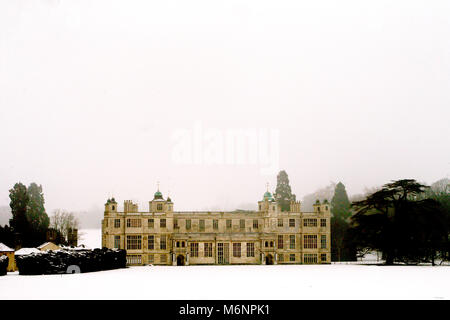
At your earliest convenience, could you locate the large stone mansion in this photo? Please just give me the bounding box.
[101,187,331,266]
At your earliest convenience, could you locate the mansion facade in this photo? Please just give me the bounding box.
[101,188,331,266]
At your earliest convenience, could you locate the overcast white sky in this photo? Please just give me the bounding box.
[0,0,449,217]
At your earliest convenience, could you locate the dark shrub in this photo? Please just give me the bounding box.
[0,255,8,276]
[15,248,127,275]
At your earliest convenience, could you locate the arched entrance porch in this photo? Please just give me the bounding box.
[265,254,274,265]
[177,254,185,266]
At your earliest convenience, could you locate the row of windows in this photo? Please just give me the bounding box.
[124,235,167,250]
[264,235,296,249]
[268,235,328,249]
[126,255,142,264]
[126,235,142,250]
[278,253,296,262]
[127,253,327,265]
[277,253,327,263]
[304,235,317,249]
[302,235,327,249]
[273,235,296,249]
[188,242,256,258]
[304,254,318,264]
[121,234,327,250]
[259,204,328,213]
[279,219,297,227]
[128,254,169,264]
[114,218,327,229]
[175,241,186,248]
[188,243,214,258]
[147,235,166,250]
[148,254,167,264]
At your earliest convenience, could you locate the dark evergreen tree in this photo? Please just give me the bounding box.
[349,179,449,265]
[331,182,351,220]
[9,182,49,247]
[274,170,296,211]
[0,225,14,248]
[26,183,49,244]
[331,217,346,261]
[420,178,450,263]
[9,183,30,247]
[330,182,355,261]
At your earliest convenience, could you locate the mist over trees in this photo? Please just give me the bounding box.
[427,178,450,213]
[301,183,336,212]
[303,178,449,264]
[349,186,382,203]
[302,183,383,211]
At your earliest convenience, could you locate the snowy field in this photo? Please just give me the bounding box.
[0,264,448,300]
[2,229,446,300]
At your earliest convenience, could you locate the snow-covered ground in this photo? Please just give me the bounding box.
[14,229,440,299]
[0,264,448,300]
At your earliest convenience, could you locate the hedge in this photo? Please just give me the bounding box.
[15,248,126,275]
[0,255,8,276]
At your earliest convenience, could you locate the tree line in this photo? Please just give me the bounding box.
[2,175,449,265]
[0,182,79,249]
[274,171,449,265]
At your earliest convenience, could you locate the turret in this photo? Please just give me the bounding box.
[258,185,279,214]
[313,199,321,213]
[149,185,169,212]
[321,199,331,214]
[166,196,174,212]
[104,197,118,214]
[313,199,330,214]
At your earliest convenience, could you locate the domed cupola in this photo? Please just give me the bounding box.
[262,182,275,201]
[263,191,274,202]
[153,181,164,200]
[153,190,163,200]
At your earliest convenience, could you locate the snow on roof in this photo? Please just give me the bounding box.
[0,242,14,252]
[60,244,91,251]
[15,248,40,256]
[37,242,50,249]
[37,242,56,249]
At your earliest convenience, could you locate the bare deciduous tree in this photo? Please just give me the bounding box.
[50,209,80,243]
